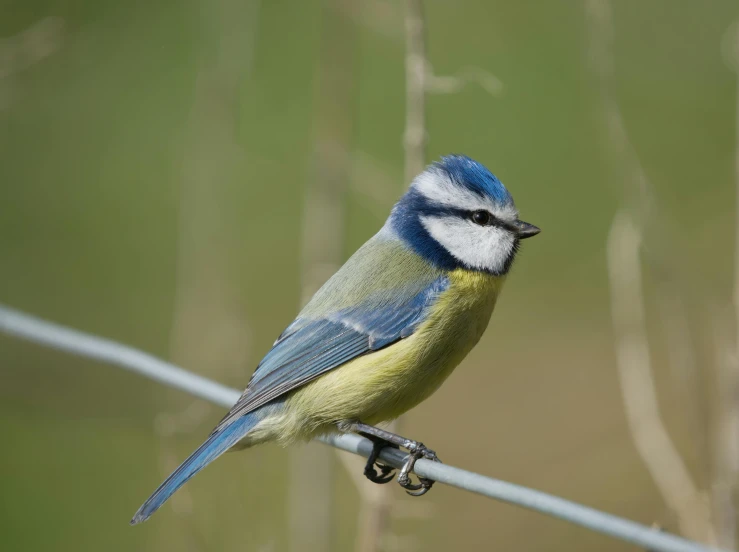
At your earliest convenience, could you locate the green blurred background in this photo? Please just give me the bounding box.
[1,0,738,550]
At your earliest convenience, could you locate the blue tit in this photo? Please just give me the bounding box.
[131,154,539,524]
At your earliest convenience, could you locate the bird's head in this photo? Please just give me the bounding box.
[389,155,540,276]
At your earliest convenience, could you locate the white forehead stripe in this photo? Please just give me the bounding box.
[420,214,516,274]
[413,168,518,222]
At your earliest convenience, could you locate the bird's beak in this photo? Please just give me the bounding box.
[513,220,540,240]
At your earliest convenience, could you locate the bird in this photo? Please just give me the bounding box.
[131,154,540,524]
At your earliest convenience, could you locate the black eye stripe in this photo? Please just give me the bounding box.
[467,210,518,232]
[417,204,515,232]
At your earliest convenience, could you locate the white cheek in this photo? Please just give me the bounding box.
[420,215,515,273]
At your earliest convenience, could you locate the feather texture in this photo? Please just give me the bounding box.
[215,229,449,431]
[274,268,505,438]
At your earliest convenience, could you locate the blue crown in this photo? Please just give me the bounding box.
[433,155,513,206]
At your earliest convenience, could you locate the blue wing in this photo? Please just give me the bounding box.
[214,271,449,431]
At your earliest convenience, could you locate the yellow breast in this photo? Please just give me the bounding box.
[253,270,505,445]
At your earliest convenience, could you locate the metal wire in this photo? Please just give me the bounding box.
[0,303,728,552]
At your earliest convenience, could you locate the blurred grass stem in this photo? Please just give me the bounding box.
[714,20,739,549]
[403,0,426,185]
[161,0,259,538]
[292,1,357,550]
[587,0,715,543]
[607,214,714,544]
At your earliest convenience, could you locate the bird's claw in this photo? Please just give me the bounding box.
[363,440,397,484]
[365,462,395,484]
[397,441,441,497]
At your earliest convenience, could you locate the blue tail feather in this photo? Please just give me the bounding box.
[130,412,260,525]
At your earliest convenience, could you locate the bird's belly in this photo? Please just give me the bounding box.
[268,270,504,443]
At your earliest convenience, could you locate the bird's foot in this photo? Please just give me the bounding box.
[397,441,441,497]
[363,439,397,484]
[343,421,443,497]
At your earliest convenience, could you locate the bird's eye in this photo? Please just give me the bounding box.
[470,210,493,226]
